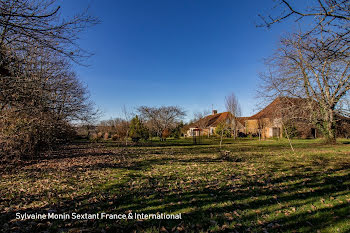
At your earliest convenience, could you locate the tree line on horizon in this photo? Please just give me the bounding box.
[80,93,242,144]
[80,106,186,143]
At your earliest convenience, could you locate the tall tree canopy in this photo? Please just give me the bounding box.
[259,0,350,143]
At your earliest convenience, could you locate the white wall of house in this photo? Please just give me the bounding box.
[187,128,200,137]
[209,127,216,135]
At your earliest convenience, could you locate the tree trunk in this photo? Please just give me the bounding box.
[283,123,295,152]
[220,128,224,148]
[125,130,129,146]
[324,110,336,144]
[232,120,236,140]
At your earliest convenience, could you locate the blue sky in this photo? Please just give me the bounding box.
[58,0,295,122]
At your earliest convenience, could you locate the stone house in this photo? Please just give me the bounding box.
[238,97,318,139]
[185,110,244,137]
[186,97,350,139]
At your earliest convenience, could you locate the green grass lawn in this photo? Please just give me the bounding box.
[1,138,350,232]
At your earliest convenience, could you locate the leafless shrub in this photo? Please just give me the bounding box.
[112,134,119,141]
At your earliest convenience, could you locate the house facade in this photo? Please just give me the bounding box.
[185,110,245,137]
[186,97,350,139]
[239,97,318,139]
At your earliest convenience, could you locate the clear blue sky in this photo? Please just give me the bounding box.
[58,0,294,122]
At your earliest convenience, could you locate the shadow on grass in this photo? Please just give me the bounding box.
[2,140,350,232]
[3,167,350,232]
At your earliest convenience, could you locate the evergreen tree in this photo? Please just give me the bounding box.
[129,116,149,142]
[171,122,184,139]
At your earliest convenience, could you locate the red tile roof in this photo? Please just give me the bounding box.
[249,97,307,120]
[189,112,233,128]
[188,97,316,129]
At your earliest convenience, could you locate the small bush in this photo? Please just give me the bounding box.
[162,129,171,140]
[90,133,101,142]
[112,134,119,141]
[215,123,231,137]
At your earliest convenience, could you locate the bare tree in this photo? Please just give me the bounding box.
[260,33,350,143]
[137,106,186,141]
[259,1,350,26]
[216,121,230,149]
[0,0,98,159]
[259,1,349,39]
[225,93,242,139]
[0,0,99,123]
[0,0,99,63]
[0,51,96,159]
[258,1,350,142]
[259,1,350,63]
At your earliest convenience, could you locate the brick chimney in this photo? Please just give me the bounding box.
[212,110,217,115]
